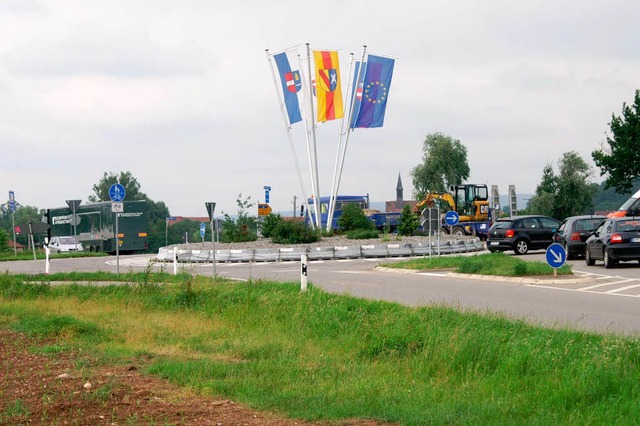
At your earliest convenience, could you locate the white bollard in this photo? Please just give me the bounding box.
[44,244,50,275]
[300,254,308,292]
[173,248,178,275]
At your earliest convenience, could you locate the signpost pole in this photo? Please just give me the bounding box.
[9,191,16,256]
[206,202,217,278]
[108,184,126,276]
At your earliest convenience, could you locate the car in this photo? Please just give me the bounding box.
[585,217,640,268]
[48,236,84,253]
[554,215,606,260]
[487,215,560,255]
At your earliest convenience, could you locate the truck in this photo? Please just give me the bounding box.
[44,201,148,254]
[304,195,401,231]
[608,188,640,218]
[415,184,492,239]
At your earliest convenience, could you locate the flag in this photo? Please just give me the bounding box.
[313,50,344,122]
[351,54,395,129]
[274,51,303,125]
[349,60,365,128]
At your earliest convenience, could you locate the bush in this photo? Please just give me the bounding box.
[397,205,420,236]
[261,214,284,239]
[338,203,376,232]
[0,228,9,253]
[346,229,380,239]
[271,219,320,244]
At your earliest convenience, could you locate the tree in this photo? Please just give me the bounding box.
[411,132,470,198]
[0,227,8,252]
[397,205,419,236]
[220,194,257,243]
[525,152,596,219]
[338,203,375,232]
[592,89,640,193]
[88,171,144,202]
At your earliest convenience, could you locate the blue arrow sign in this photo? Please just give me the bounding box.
[545,243,566,269]
[109,183,126,202]
[200,222,206,238]
[444,211,460,226]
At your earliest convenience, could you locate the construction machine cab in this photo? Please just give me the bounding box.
[450,184,489,221]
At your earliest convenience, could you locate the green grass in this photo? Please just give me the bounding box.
[0,271,638,425]
[384,252,573,276]
[0,251,107,262]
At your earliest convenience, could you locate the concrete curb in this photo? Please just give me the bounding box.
[157,238,486,263]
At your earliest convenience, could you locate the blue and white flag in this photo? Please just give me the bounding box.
[350,54,395,129]
[274,51,303,125]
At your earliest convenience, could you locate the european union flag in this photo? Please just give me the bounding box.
[351,55,395,129]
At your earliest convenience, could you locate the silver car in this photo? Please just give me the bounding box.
[48,236,84,253]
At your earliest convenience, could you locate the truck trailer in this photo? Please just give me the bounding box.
[45,201,148,253]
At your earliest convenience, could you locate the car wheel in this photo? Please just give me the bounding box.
[603,249,616,269]
[585,247,595,266]
[564,243,574,260]
[514,239,529,255]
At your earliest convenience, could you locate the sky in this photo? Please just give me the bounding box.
[2,0,639,217]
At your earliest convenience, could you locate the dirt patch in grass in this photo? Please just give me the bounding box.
[0,329,389,425]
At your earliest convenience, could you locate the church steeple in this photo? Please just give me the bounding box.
[396,173,403,209]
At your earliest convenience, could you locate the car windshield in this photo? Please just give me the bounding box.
[58,237,78,245]
[575,219,603,232]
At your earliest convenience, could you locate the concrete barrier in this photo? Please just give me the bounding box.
[333,245,362,259]
[279,247,306,261]
[253,248,280,262]
[387,243,413,257]
[307,247,334,260]
[360,244,388,258]
[228,249,253,262]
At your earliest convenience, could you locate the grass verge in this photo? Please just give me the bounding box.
[383,252,573,276]
[1,271,638,425]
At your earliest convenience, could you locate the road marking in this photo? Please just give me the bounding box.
[606,283,640,294]
[577,279,634,292]
[417,272,448,277]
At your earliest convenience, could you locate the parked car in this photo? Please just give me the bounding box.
[554,215,605,260]
[48,236,84,253]
[585,217,640,268]
[487,215,560,255]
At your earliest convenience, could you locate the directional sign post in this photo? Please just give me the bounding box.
[258,203,272,216]
[545,243,567,278]
[200,222,206,246]
[264,186,271,204]
[205,202,217,276]
[9,191,16,256]
[109,183,126,276]
[444,210,460,235]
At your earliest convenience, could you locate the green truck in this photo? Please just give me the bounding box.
[45,201,148,253]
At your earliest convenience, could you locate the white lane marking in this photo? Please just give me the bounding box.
[527,284,640,298]
[606,284,640,294]
[578,279,634,291]
[417,272,448,277]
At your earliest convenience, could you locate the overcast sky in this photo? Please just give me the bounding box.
[2,0,639,217]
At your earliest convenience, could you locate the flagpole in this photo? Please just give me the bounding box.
[325,53,355,232]
[265,48,315,230]
[329,46,368,229]
[306,43,321,229]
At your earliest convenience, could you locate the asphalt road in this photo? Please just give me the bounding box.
[2,249,639,336]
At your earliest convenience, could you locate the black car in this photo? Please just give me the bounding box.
[585,217,640,268]
[487,215,560,255]
[554,215,605,260]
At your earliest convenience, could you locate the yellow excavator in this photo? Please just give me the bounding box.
[415,184,491,237]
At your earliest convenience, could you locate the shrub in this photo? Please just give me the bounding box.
[0,228,9,253]
[338,203,376,232]
[397,205,420,236]
[261,213,284,238]
[346,229,380,239]
[271,220,320,244]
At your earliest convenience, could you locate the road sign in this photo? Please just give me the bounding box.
[8,190,17,213]
[200,222,206,238]
[444,211,460,226]
[258,203,272,216]
[109,183,126,202]
[264,186,271,203]
[166,216,177,221]
[545,243,566,269]
[111,202,124,213]
[205,202,216,220]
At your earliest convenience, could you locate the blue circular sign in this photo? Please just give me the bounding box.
[109,183,126,202]
[444,211,460,226]
[545,243,566,269]
[200,222,206,238]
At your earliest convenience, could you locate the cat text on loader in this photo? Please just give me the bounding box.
[415,184,492,239]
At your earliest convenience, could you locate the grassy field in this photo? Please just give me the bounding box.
[384,252,573,276]
[0,251,107,262]
[1,271,638,425]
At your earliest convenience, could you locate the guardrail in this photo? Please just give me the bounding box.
[156,238,485,263]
